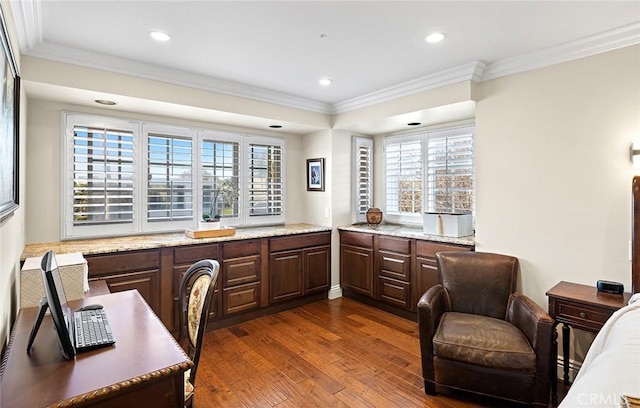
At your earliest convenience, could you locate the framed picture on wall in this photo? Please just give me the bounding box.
[306,158,325,192]
[0,5,20,221]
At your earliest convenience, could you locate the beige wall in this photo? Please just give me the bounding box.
[475,45,640,363]
[0,1,25,348]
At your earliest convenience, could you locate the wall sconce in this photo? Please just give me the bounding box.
[632,142,640,166]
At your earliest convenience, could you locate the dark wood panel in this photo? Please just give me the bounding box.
[269,250,303,303]
[269,232,331,253]
[223,255,260,287]
[340,244,373,296]
[98,270,160,319]
[415,241,472,258]
[379,251,411,281]
[173,244,219,265]
[86,250,160,276]
[379,276,411,309]
[379,236,411,254]
[339,231,373,248]
[223,239,261,259]
[223,282,260,315]
[304,245,330,294]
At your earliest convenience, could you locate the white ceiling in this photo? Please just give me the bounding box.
[9,1,640,133]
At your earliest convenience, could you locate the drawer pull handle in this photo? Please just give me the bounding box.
[579,312,587,318]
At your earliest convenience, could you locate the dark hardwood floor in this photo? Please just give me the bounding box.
[194,297,561,407]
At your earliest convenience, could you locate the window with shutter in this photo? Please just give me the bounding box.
[72,125,135,225]
[353,137,373,223]
[383,124,474,226]
[201,138,239,220]
[146,133,193,222]
[247,138,284,224]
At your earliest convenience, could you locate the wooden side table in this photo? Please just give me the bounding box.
[546,281,631,404]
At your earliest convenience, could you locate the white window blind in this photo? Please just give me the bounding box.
[353,137,373,223]
[384,137,423,216]
[426,129,474,214]
[248,142,283,218]
[201,138,239,220]
[72,126,135,225]
[146,133,193,222]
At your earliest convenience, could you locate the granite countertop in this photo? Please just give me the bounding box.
[21,223,331,260]
[338,223,475,246]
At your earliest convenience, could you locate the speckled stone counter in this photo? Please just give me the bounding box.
[21,223,331,260]
[338,224,474,246]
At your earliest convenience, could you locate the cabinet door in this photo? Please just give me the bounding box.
[270,250,303,303]
[100,270,160,312]
[304,245,330,294]
[340,244,373,296]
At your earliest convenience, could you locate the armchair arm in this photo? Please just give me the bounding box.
[417,284,450,383]
[506,292,555,406]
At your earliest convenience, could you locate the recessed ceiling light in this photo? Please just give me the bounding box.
[94,99,117,106]
[319,78,333,86]
[150,31,171,42]
[425,32,446,44]
[269,125,282,129]
[407,122,421,126]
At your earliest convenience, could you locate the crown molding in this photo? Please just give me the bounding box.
[8,0,41,50]
[332,61,486,114]
[482,22,640,81]
[9,0,640,115]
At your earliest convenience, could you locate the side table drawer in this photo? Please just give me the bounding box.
[556,300,614,332]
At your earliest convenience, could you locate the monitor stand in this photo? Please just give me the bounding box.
[26,296,49,354]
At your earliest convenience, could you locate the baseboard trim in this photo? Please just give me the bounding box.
[555,356,582,382]
[328,285,342,300]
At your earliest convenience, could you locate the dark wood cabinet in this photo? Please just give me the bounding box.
[340,231,374,297]
[222,240,261,315]
[269,232,331,304]
[80,230,331,332]
[340,229,473,316]
[86,249,161,315]
[378,236,412,309]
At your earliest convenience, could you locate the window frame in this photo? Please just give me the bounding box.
[382,124,475,227]
[352,136,374,224]
[62,112,285,239]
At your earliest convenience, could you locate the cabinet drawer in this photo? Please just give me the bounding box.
[86,250,160,276]
[223,239,260,258]
[270,232,331,252]
[223,255,260,287]
[555,300,614,331]
[379,236,411,254]
[379,251,411,281]
[340,231,373,248]
[416,241,471,258]
[173,244,219,265]
[379,276,411,309]
[223,282,260,315]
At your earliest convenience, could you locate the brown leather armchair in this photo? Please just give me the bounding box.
[417,252,554,407]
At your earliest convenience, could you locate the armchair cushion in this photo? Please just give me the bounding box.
[433,312,536,372]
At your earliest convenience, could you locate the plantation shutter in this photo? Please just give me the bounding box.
[385,136,422,215]
[146,134,193,221]
[426,127,474,214]
[353,137,373,223]
[248,142,283,217]
[201,139,240,219]
[72,126,135,225]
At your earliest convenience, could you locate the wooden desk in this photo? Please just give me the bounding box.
[0,290,192,407]
[546,281,631,404]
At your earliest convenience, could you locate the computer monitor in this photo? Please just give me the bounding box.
[26,250,76,360]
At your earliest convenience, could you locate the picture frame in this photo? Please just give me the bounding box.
[0,5,20,221]
[306,158,325,192]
